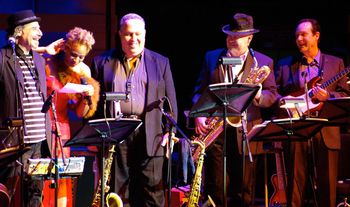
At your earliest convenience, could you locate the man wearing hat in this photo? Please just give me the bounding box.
[0,9,51,207]
[192,13,277,206]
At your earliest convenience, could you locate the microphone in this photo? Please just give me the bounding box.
[8,37,15,46]
[159,96,174,117]
[8,37,16,52]
[146,96,167,111]
[158,96,167,108]
[80,77,92,106]
[249,47,258,68]
[158,96,175,134]
[41,90,55,113]
[218,57,242,65]
[102,92,129,101]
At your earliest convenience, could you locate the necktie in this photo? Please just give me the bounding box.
[127,57,138,77]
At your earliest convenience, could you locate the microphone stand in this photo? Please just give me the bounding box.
[222,59,242,207]
[303,71,311,118]
[167,122,174,207]
[162,110,192,145]
[303,69,319,207]
[11,43,26,207]
[50,93,66,207]
[240,110,253,207]
[161,108,192,207]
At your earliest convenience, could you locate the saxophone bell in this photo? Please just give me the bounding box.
[91,145,124,207]
[230,64,271,127]
[106,192,124,207]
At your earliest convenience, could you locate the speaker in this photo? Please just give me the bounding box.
[338,134,350,181]
[73,155,95,207]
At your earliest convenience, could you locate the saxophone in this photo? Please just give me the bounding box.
[187,140,205,207]
[191,62,271,159]
[91,145,123,207]
[191,117,222,162]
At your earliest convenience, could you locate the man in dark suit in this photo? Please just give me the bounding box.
[192,13,277,206]
[91,13,177,207]
[0,10,51,207]
[274,18,350,207]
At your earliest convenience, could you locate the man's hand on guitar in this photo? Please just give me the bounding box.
[312,85,330,101]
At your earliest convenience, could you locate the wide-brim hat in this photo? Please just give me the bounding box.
[222,13,259,36]
[7,9,41,30]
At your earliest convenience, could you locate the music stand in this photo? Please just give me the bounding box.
[248,117,328,206]
[65,117,142,207]
[65,118,142,147]
[248,117,328,142]
[190,82,259,118]
[319,97,350,126]
[190,82,260,207]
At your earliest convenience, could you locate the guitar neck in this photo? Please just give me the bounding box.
[309,67,350,97]
[275,151,287,190]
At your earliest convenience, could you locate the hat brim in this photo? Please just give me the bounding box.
[222,24,259,36]
[15,16,41,27]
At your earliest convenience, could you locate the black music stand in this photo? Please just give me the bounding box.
[248,117,328,142]
[65,118,142,147]
[190,82,260,207]
[190,82,259,118]
[248,117,328,206]
[319,97,350,126]
[65,117,142,207]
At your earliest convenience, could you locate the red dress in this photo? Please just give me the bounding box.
[43,58,100,207]
[46,74,73,158]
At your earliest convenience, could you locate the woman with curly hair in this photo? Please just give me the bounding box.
[44,27,100,206]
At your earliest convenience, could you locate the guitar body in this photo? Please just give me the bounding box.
[289,76,324,115]
[284,66,350,115]
[290,76,321,97]
[269,143,287,207]
[0,183,10,207]
[269,174,287,207]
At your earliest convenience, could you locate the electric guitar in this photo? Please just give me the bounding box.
[269,142,287,207]
[0,183,10,207]
[281,67,350,115]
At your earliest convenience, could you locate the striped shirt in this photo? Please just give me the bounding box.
[19,55,46,144]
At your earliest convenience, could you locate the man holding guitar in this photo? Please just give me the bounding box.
[274,18,350,207]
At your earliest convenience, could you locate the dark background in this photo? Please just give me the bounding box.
[1,0,350,205]
[1,0,350,130]
[117,0,350,131]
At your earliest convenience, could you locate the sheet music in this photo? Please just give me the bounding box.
[59,83,92,93]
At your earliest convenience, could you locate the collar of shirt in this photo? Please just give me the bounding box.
[16,46,32,57]
[302,50,321,66]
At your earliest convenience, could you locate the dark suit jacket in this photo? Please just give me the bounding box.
[91,48,178,156]
[0,45,51,154]
[274,52,350,149]
[192,48,278,154]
